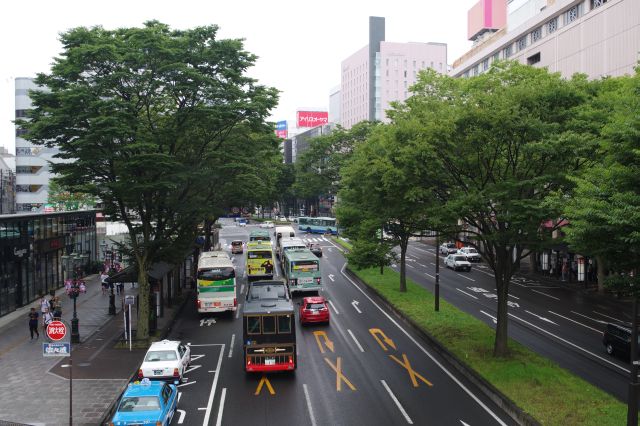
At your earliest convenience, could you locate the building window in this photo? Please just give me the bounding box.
[15,109,28,118]
[403,70,407,78]
[527,52,541,65]
[413,60,416,68]
[16,147,38,156]
[16,166,36,174]
[493,52,500,62]
[404,81,407,88]
[482,58,489,71]
[421,61,425,68]
[547,17,558,34]
[564,5,581,25]
[592,0,608,8]
[531,27,542,43]
[503,45,513,58]
[516,37,527,51]
[403,60,407,67]
[386,70,389,77]
[473,65,479,76]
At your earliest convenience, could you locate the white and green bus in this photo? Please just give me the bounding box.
[196,256,237,313]
[296,217,337,235]
[282,248,322,294]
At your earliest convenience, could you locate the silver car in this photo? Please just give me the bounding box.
[458,247,481,262]
[444,254,472,272]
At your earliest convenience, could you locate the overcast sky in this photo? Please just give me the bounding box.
[0,0,477,154]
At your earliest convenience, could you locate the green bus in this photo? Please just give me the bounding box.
[246,241,276,281]
[282,248,321,294]
[196,255,236,314]
[249,229,271,244]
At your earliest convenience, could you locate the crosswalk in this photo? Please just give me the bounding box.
[299,236,330,244]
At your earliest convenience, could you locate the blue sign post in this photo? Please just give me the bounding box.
[43,342,71,357]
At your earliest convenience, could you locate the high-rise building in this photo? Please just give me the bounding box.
[340,17,448,129]
[451,0,640,79]
[328,85,341,125]
[0,148,16,214]
[14,78,68,212]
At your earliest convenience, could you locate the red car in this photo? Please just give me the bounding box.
[299,296,330,325]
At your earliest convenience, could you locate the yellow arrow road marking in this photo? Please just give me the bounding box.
[369,328,397,351]
[324,357,356,391]
[255,375,275,395]
[313,330,335,353]
[390,354,433,388]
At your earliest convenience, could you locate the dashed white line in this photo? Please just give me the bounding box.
[455,273,475,282]
[456,288,479,299]
[425,272,436,279]
[594,311,627,324]
[570,310,608,325]
[474,268,495,278]
[407,264,415,269]
[508,294,520,300]
[303,384,318,426]
[347,329,365,352]
[328,300,340,315]
[177,381,197,388]
[228,334,235,358]
[381,380,413,424]
[215,388,227,426]
[202,344,225,426]
[430,262,436,266]
[416,263,427,268]
[548,311,603,333]
[235,304,242,319]
[530,289,560,300]
[480,310,497,323]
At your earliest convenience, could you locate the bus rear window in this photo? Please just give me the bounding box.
[198,267,235,280]
[248,251,272,259]
[292,261,318,272]
[262,316,276,334]
[278,315,291,333]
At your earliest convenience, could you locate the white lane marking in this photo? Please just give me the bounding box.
[430,262,436,266]
[190,354,205,362]
[425,272,436,279]
[411,247,430,253]
[240,284,245,295]
[228,334,235,358]
[594,311,628,324]
[303,384,318,426]
[347,329,365,352]
[184,364,201,374]
[456,288,479,300]
[509,312,630,374]
[548,311,603,333]
[480,310,497,324]
[381,380,413,424]
[341,264,508,425]
[202,344,225,426]
[236,304,242,319]
[328,300,340,315]
[524,310,557,325]
[508,294,520,300]
[351,300,362,314]
[455,273,475,282]
[407,263,415,269]
[570,310,608,325]
[530,289,560,301]
[177,409,186,424]
[417,263,428,268]
[198,407,207,411]
[178,391,182,403]
[460,421,471,426]
[215,388,227,426]
[328,274,335,282]
[475,268,495,278]
[177,381,197,388]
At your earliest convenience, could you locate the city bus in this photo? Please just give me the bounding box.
[297,217,337,235]
[249,229,272,244]
[282,248,322,294]
[246,241,276,281]
[276,237,306,262]
[196,256,237,314]
[198,250,230,262]
[243,280,296,372]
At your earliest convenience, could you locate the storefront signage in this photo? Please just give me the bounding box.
[37,237,65,253]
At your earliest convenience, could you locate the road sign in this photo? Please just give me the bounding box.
[43,342,70,357]
[46,320,67,341]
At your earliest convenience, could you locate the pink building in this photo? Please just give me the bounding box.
[452,0,640,80]
[468,0,508,41]
[340,17,447,129]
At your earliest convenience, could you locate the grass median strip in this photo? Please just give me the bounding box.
[330,236,353,251]
[351,266,626,426]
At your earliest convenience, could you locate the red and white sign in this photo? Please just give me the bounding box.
[46,321,67,341]
[296,111,328,128]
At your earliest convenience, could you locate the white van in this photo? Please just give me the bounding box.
[277,237,306,261]
[274,226,296,250]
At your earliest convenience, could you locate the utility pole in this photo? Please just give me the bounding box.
[435,233,440,312]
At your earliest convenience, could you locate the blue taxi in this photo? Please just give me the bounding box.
[109,379,178,426]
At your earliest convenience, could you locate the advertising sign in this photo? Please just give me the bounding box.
[43,342,70,357]
[296,111,328,128]
[275,120,288,139]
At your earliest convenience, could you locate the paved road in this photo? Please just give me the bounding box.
[394,242,634,401]
[166,221,514,426]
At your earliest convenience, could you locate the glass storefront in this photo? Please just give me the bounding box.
[0,210,97,318]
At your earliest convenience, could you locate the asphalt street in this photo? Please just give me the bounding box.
[164,221,515,426]
[396,242,634,401]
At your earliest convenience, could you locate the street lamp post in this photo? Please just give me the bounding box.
[63,252,86,344]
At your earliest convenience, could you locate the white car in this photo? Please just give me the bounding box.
[260,221,275,229]
[138,340,191,384]
[444,254,472,272]
[439,242,458,255]
[458,247,481,262]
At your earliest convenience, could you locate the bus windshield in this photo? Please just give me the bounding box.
[198,267,235,281]
[292,261,319,272]
[248,251,273,259]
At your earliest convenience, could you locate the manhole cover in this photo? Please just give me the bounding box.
[78,362,91,367]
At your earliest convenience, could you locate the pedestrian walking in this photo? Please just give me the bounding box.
[100,272,109,295]
[52,296,62,320]
[42,310,54,331]
[28,308,39,339]
[39,294,50,316]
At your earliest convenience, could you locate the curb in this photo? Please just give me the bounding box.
[98,289,194,426]
[344,266,540,426]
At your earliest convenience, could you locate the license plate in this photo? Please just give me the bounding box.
[265,358,275,365]
[153,369,163,375]
[299,277,313,284]
[312,311,319,315]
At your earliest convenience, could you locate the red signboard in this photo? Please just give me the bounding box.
[296,111,329,128]
[46,321,67,341]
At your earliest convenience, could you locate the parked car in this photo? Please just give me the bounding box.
[231,240,244,254]
[439,242,458,255]
[260,221,275,229]
[308,243,323,258]
[237,218,248,227]
[444,254,472,272]
[109,379,178,426]
[138,340,191,384]
[603,323,638,359]
[299,296,330,325]
[458,247,481,262]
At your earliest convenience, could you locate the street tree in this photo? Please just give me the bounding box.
[47,179,96,211]
[19,21,278,339]
[400,63,594,356]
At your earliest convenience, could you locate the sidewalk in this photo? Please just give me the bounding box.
[0,276,186,426]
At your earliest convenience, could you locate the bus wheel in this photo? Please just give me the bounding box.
[306,227,312,233]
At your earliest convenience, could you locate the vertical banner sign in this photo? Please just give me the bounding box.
[275,120,288,139]
[296,111,328,128]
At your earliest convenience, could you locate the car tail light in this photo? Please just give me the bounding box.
[137,369,143,379]
[289,356,293,364]
[156,422,162,426]
[196,299,201,309]
[315,277,321,284]
[289,279,297,286]
[234,298,237,307]
[173,368,179,378]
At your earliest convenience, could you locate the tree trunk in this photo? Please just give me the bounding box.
[136,256,150,340]
[493,250,510,357]
[399,239,408,293]
[596,255,606,293]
